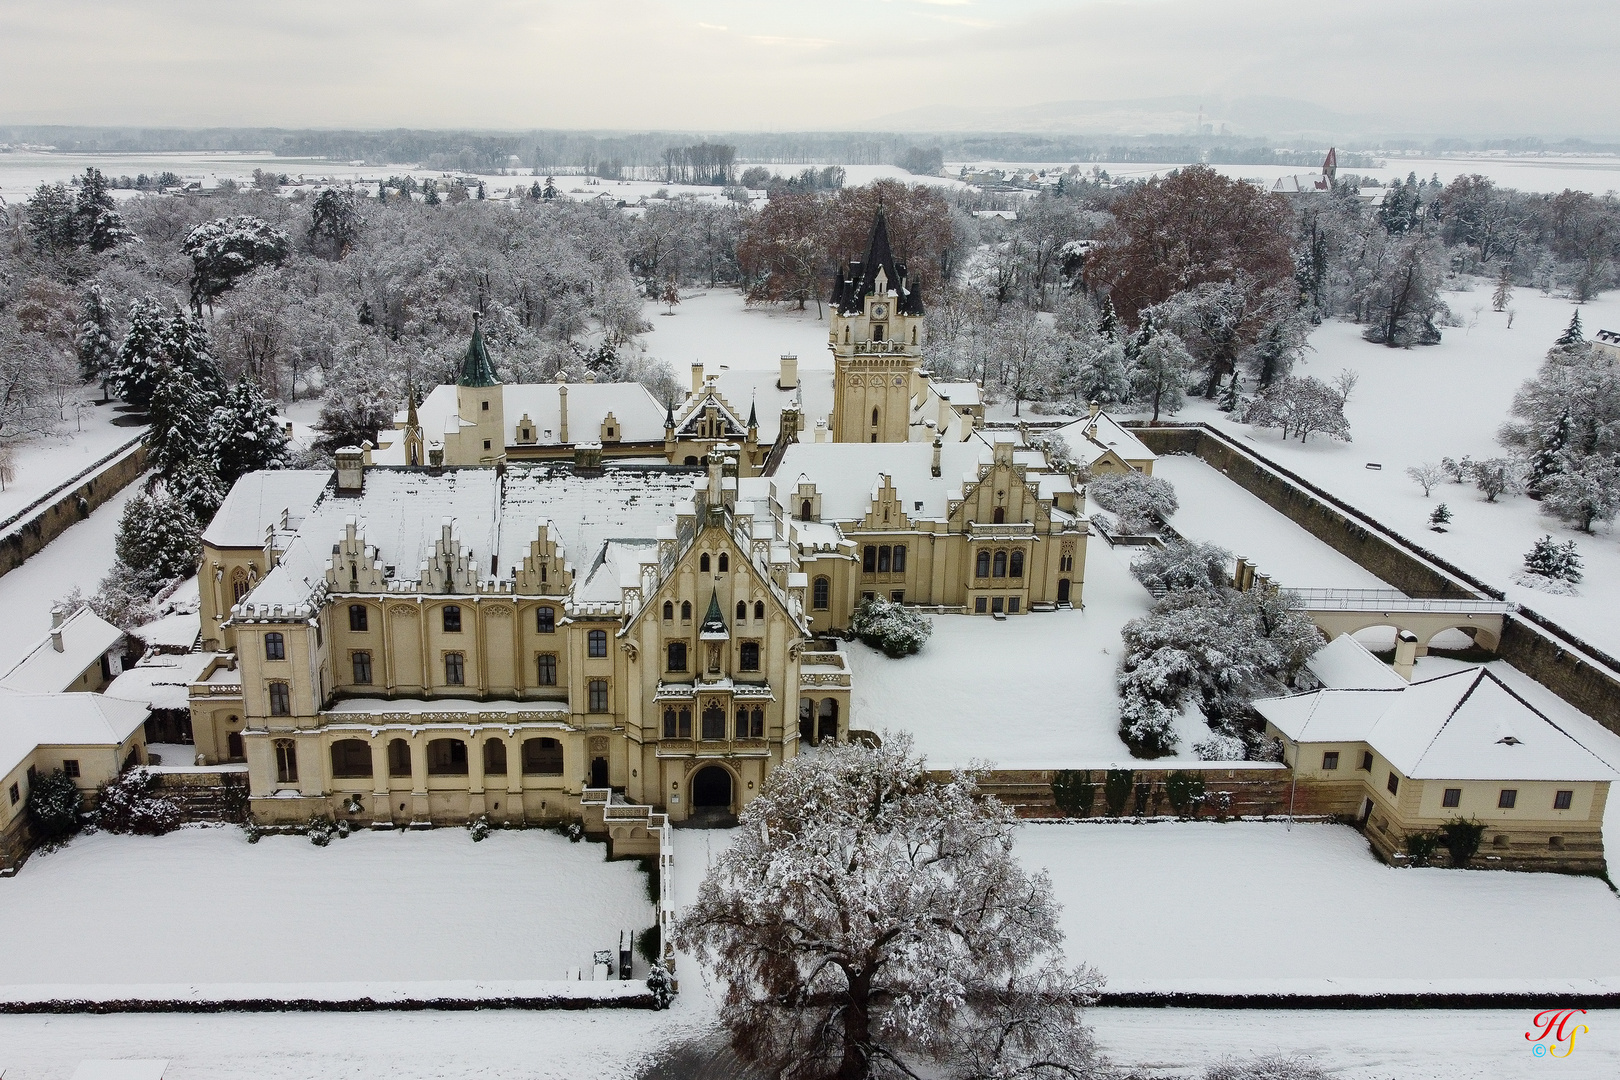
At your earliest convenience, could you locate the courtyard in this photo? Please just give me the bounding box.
[0,827,655,1000]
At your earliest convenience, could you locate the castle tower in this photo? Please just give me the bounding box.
[455,311,505,465]
[829,208,926,443]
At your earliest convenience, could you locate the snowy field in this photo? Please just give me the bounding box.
[1021,821,1620,995]
[846,541,1214,768]
[636,289,831,376]
[0,402,142,526]
[1154,455,1390,590]
[0,828,654,992]
[0,478,140,668]
[1175,282,1620,658]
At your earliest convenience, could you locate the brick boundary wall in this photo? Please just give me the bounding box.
[938,766,1298,819]
[1130,423,1620,738]
[0,438,148,580]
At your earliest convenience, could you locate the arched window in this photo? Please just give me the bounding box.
[976,550,991,578]
[754,600,765,621]
[684,455,699,466]
[522,737,563,775]
[681,601,692,621]
[701,702,726,740]
[536,606,555,633]
[873,323,884,342]
[993,551,1008,578]
[911,325,918,344]
[736,600,747,622]
[264,632,285,661]
[330,739,372,779]
[442,605,461,632]
[871,407,880,427]
[801,500,813,521]
[426,738,468,775]
[739,641,760,671]
[718,552,729,572]
[274,739,297,783]
[231,568,250,603]
[1009,550,1025,578]
[843,326,850,343]
[663,707,677,738]
[667,641,687,672]
[387,738,411,777]
[700,553,711,572]
[993,507,1006,524]
[812,577,830,610]
[348,605,368,632]
[484,738,507,775]
[662,600,674,621]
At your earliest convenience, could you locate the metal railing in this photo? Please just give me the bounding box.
[1289,588,1514,614]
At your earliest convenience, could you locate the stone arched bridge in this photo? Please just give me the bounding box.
[1291,588,1514,654]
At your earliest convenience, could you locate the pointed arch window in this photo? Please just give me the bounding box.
[718,552,729,572]
[993,507,1006,524]
[700,553,711,572]
[681,600,692,621]
[976,550,991,578]
[871,407,880,427]
[801,500,813,521]
[736,600,747,622]
[663,600,674,621]
[754,600,765,621]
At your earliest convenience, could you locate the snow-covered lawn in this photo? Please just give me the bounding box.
[1156,455,1390,590]
[0,827,653,992]
[846,541,1214,768]
[637,289,832,375]
[0,402,142,527]
[1021,820,1620,995]
[1176,282,1620,658]
[0,478,141,669]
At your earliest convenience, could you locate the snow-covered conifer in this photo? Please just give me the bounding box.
[24,183,80,255]
[1554,309,1584,348]
[73,168,134,253]
[181,215,292,309]
[109,298,173,408]
[76,283,117,387]
[211,378,291,485]
[109,490,200,597]
[849,596,932,658]
[1522,535,1582,584]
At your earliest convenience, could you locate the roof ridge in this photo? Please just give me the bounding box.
[1404,668,1484,772]
[1480,666,1620,775]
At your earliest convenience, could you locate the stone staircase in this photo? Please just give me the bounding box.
[151,770,250,823]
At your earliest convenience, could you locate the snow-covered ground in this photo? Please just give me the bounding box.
[0,402,142,527]
[0,828,654,991]
[0,478,141,669]
[1155,455,1390,590]
[1175,283,1620,659]
[846,541,1214,768]
[636,289,832,376]
[1022,820,1620,995]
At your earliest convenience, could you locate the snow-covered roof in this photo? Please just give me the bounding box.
[201,470,333,549]
[0,688,150,779]
[773,438,997,521]
[377,382,668,461]
[934,381,983,407]
[1256,667,1617,783]
[1307,634,1408,691]
[579,539,659,604]
[132,611,201,653]
[1051,411,1157,467]
[688,367,837,444]
[0,606,124,695]
[236,465,700,614]
[104,652,217,712]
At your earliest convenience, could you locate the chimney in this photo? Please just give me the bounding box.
[335,446,365,494]
[1394,630,1420,681]
[931,435,942,478]
[1089,399,1101,421]
[778,354,799,390]
[691,361,705,394]
[814,419,828,443]
[707,447,723,500]
[558,384,569,443]
[49,604,66,652]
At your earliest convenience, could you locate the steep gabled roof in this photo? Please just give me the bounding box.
[831,207,925,317]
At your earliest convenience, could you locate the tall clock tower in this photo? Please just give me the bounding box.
[829,209,926,443]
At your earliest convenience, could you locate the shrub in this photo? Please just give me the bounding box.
[1204,1053,1329,1080]
[1440,817,1484,868]
[467,815,492,842]
[646,963,674,1010]
[637,924,661,965]
[1089,470,1178,534]
[1404,830,1442,866]
[307,814,336,846]
[1130,539,1232,593]
[1164,771,1206,817]
[1118,692,1180,758]
[1103,768,1134,816]
[94,770,180,835]
[1193,732,1247,761]
[1051,769,1096,817]
[850,596,932,658]
[26,768,83,842]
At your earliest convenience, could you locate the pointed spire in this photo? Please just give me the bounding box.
[405,380,419,427]
[700,589,728,637]
[747,394,758,430]
[665,400,676,428]
[458,311,499,388]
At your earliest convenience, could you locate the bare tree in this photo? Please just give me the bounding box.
[1406,462,1445,497]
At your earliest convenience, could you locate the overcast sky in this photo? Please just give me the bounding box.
[2,0,1616,138]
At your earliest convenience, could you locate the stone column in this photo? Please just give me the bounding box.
[409,735,430,825]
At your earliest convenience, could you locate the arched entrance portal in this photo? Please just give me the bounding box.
[1056,578,1071,604]
[692,765,733,811]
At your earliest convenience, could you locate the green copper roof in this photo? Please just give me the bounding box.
[459,315,500,388]
[700,589,728,637]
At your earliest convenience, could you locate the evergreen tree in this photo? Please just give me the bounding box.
[1527,409,1571,491]
[76,283,117,389]
[1126,312,1192,422]
[24,182,80,255]
[181,216,292,310]
[110,490,200,595]
[109,298,174,408]
[1491,266,1514,312]
[74,168,134,252]
[476,181,486,200]
[543,177,558,200]
[309,187,362,258]
[211,378,291,485]
[377,181,387,203]
[1555,309,1584,347]
[145,362,222,482]
[529,181,543,201]
[26,768,83,841]
[1095,295,1118,340]
[422,181,440,206]
[1523,535,1582,583]
[166,309,225,396]
[1377,173,1422,235]
[165,458,228,526]
[1429,503,1452,529]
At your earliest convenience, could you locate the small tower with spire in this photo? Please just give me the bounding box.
[455,311,505,465]
[829,206,926,443]
[403,382,424,467]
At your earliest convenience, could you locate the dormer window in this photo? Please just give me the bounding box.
[1497,735,1522,745]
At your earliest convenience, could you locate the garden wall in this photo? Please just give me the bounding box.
[0,439,147,579]
[948,765,1295,820]
[1132,424,1620,736]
